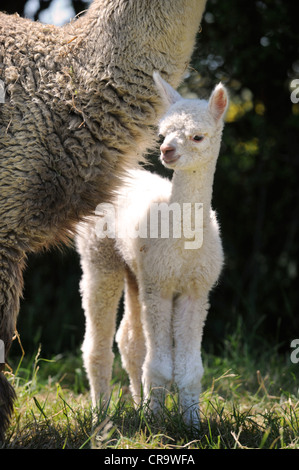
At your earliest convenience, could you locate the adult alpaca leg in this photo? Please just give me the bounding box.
[116,268,145,405]
[0,248,25,441]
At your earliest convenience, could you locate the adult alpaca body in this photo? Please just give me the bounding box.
[76,73,228,425]
[0,0,207,439]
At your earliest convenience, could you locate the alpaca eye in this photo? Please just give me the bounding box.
[191,135,204,142]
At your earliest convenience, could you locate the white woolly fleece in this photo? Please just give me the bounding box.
[76,72,228,426]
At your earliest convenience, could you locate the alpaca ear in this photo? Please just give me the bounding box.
[209,83,228,122]
[153,71,182,107]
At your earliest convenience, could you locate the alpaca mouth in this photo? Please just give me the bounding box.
[161,153,180,165]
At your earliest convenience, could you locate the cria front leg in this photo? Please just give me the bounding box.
[140,285,173,414]
[173,294,209,427]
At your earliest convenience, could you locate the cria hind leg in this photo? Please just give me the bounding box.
[79,238,125,408]
[173,294,209,427]
[116,268,145,405]
[140,286,173,414]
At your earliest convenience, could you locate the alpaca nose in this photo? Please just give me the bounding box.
[160,143,176,162]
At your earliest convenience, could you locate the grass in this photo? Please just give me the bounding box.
[2,328,299,449]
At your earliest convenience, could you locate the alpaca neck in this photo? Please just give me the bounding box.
[73,0,206,87]
[169,159,217,224]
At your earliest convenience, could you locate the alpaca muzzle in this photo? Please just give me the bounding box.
[160,144,180,164]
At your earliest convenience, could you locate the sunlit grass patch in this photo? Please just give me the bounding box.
[3,331,299,449]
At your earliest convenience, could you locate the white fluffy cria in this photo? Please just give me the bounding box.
[76,73,228,426]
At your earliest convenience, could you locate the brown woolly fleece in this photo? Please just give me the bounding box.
[0,0,206,440]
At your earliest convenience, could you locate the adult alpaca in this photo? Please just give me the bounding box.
[0,0,207,439]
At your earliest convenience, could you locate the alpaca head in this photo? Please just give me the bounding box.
[153,72,228,171]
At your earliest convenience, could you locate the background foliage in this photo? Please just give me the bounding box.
[1,0,298,359]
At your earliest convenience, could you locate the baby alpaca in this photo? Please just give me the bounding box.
[76,73,228,425]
